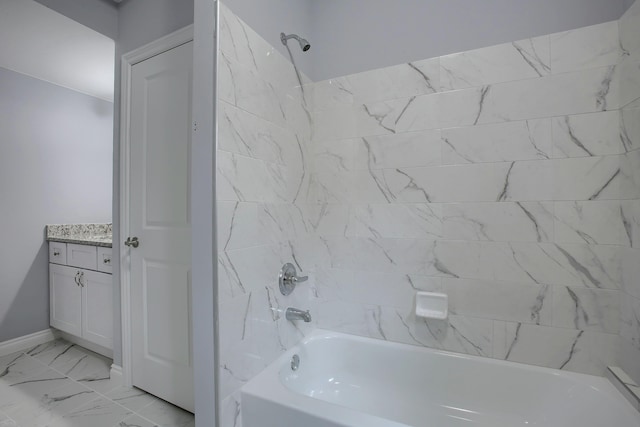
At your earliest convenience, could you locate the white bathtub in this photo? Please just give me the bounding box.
[241,330,640,427]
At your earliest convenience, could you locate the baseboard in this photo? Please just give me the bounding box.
[57,331,113,359]
[0,329,57,357]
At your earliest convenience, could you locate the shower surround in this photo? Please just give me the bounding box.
[216,1,640,425]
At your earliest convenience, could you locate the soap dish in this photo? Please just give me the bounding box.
[415,292,448,320]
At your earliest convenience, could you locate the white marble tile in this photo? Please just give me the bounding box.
[620,295,640,351]
[356,94,440,137]
[217,202,264,252]
[0,354,48,384]
[117,415,158,427]
[7,381,97,427]
[550,21,621,74]
[620,248,640,299]
[105,387,158,412]
[552,286,620,333]
[49,397,132,427]
[434,240,622,289]
[55,351,118,394]
[554,201,633,246]
[442,119,552,164]
[302,204,350,237]
[220,392,242,427]
[620,0,640,60]
[443,202,554,242]
[440,66,619,128]
[307,171,352,204]
[619,57,640,108]
[322,237,437,276]
[352,162,511,204]
[222,244,282,297]
[348,59,440,104]
[440,36,550,91]
[0,369,70,415]
[551,111,626,158]
[317,270,440,310]
[493,322,618,375]
[552,155,625,201]
[621,106,640,153]
[312,77,354,111]
[442,278,552,325]
[621,149,640,200]
[496,160,555,202]
[136,399,194,427]
[354,130,442,170]
[218,101,299,166]
[349,204,443,239]
[312,138,356,174]
[312,106,357,141]
[385,311,495,357]
[0,413,16,427]
[217,152,269,202]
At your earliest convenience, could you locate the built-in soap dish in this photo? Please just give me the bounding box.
[415,292,448,320]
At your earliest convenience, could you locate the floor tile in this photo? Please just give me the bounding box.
[106,387,157,412]
[0,412,17,427]
[7,382,97,427]
[1,369,71,414]
[115,414,158,427]
[0,354,49,386]
[137,399,194,427]
[49,396,132,427]
[27,340,75,366]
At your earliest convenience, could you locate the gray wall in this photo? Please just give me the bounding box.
[221,0,313,78]
[308,0,629,80]
[111,0,195,366]
[0,67,113,342]
[34,0,118,40]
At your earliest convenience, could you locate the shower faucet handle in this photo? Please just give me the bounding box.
[279,263,308,296]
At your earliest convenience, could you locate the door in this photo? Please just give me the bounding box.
[128,41,194,412]
[81,269,113,349]
[50,264,82,336]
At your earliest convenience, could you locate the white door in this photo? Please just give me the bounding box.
[50,264,82,336]
[128,41,194,412]
[81,269,113,349]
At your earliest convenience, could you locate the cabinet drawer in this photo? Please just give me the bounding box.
[66,244,97,270]
[49,242,67,265]
[97,247,113,274]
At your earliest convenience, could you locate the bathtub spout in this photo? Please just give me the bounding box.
[286,307,312,322]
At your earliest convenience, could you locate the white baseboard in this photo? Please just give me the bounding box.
[0,329,57,357]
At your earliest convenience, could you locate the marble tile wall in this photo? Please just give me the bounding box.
[216,4,316,425]
[307,17,637,378]
[216,1,640,424]
[618,0,640,384]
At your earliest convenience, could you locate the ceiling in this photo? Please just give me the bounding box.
[0,0,115,102]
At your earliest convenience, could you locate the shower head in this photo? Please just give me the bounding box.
[281,32,311,52]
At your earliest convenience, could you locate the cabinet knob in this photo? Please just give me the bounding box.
[103,258,111,264]
[124,237,139,248]
[53,250,60,256]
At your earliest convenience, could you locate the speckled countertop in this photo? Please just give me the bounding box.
[46,223,112,248]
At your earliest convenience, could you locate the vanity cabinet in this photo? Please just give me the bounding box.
[49,243,113,350]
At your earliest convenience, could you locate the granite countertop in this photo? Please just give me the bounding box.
[46,223,113,248]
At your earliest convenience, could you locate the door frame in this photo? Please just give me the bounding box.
[119,25,194,387]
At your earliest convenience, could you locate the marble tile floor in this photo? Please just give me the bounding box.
[0,339,194,427]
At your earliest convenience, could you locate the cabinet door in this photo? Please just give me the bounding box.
[50,264,82,336]
[80,270,113,349]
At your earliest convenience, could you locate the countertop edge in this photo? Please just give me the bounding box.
[47,237,113,248]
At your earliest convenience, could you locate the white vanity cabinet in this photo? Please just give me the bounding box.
[49,242,113,350]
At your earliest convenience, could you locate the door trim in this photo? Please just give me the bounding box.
[119,25,194,387]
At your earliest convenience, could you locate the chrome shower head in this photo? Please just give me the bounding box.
[281,32,311,52]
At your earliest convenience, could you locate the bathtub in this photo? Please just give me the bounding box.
[241,330,640,427]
